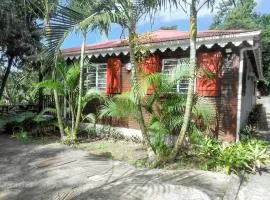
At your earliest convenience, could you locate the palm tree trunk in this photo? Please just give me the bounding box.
[53,88,65,140]
[38,67,43,112]
[74,31,86,136]
[52,58,65,140]
[129,26,153,152]
[44,11,65,140]
[168,0,197,160]
[0,56,13,101]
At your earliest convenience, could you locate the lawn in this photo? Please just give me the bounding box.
[76,139,147,164]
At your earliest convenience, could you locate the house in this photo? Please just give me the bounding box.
[61,29,263,142]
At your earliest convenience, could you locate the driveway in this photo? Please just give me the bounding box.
[0,135,238,200]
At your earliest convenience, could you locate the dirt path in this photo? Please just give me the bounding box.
[0,134,238,200]
[237,96,270,200]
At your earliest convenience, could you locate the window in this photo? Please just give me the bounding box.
[85,63,107,91]
[162,58,189,93]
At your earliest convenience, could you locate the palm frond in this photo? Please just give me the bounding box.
[34,108,57,122]
[32,79,65,95]
[100,92,138,119]
[65,63,80,90]
[82,89,107,111]
[45,4,85,65]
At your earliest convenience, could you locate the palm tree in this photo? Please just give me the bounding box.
[150,0,216,161]
[169,0,216,161]
[26,0,67,139]
[34,61,106,138]
[44,0,117,138]
[101,61,213,159]
[104,0,180,150]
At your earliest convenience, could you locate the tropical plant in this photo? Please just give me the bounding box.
[33,61,79,139]
[0,66,39,105]
[197,137,269,174]
[147,0,216,162]
[15,131,30,142]
[0,111,38,136]
[102,62,214,160]
[99,0,181,151]
[34,61,108,140]
[42,0,119,139]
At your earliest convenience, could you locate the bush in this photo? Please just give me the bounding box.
[15,131,30,142]
[197,137,269,174]
[240,125,257,141]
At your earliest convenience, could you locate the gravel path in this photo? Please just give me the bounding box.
[237,96,270,200]
[0,135,237,200]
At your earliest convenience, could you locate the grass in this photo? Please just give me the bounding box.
[77,139,147,164]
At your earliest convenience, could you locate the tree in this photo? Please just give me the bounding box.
[0,0,41,101]
[102,59,213,159]
[43,0,117,139]
[210,0,270,93]
[210,0,258,29]
[103,0,179,151]
[159,25,178,30]
[27,0,66,139]
[0,65,39,105]
[152,0,216,161]
[34,60,106,141]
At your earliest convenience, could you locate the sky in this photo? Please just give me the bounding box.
[62,0,270,49]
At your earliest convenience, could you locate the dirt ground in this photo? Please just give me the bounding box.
[76,139,147,164]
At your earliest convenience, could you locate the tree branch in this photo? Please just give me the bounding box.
[197,0,211,12]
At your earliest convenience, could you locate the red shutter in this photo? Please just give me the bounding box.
[107,58,122,95]
[141,56,161,94]
[197,52,223,96]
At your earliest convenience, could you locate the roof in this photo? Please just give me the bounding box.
[62,29,261,58]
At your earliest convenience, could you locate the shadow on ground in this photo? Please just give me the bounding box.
[0,134,232,200]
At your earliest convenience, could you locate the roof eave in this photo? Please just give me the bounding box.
[63,30,261,60]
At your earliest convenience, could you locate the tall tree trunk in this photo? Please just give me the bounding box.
[38,67,43,112]
[52,61,65,140]
[44,12,65,140]
[168,1,197,160]
[129,26,153,152]
[54,89,65,140]
[74,31,86,136]
[0,56,13,101]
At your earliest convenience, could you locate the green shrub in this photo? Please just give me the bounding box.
[197,137,269,174]
[245,139,269,173]
[16,131,30,142]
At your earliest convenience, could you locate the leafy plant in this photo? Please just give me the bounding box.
[245,139,269,173]
[102,64,214,160]
[240,124,257,141]
[197,137,270,174]
[16,131,30,142]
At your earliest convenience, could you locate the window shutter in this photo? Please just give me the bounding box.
[107,58,122,95]
[197,52,223,96]
[141,55,161,94]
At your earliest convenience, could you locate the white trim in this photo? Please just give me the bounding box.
[236,43,260,141]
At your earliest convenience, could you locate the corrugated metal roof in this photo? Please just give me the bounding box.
[61,29,254,54]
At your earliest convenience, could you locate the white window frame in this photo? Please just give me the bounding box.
[85,63,107,91]
[162,58,189,93]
